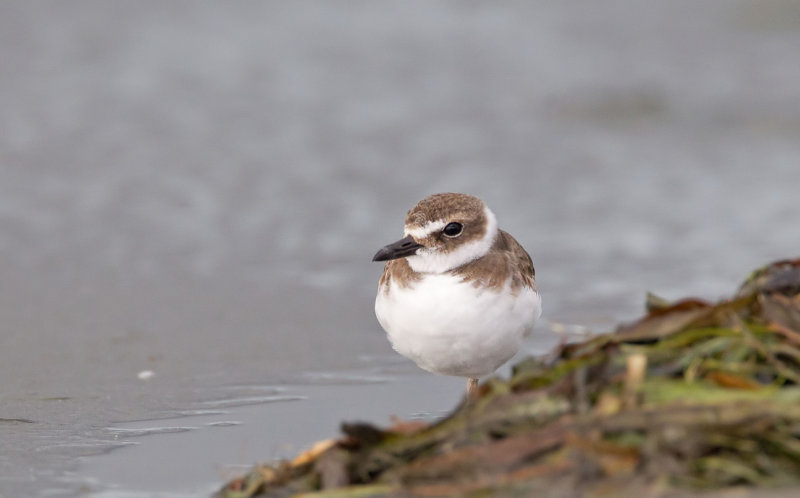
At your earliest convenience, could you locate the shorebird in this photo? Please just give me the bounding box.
[372,193,541,400]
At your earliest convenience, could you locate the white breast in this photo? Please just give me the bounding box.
[375,274,542,378]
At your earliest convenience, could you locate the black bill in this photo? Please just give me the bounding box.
[372,235,423,262]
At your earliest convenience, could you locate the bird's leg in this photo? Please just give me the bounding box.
[466,377,479,401]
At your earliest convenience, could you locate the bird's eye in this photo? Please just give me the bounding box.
[442,222,463,238]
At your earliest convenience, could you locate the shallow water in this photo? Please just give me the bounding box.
[1,1,799,496]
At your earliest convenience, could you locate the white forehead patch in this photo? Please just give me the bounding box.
[404,219,447,240]
[406,206,498,274]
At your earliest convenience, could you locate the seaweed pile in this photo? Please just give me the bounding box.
[220,259,800,497]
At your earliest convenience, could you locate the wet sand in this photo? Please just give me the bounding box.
[80,367,471,497]
[1,1,799,496]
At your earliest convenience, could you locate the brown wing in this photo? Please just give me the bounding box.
[497,230,536,291]
[453,230,536,293]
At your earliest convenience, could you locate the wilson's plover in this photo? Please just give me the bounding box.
[372,193,542,399]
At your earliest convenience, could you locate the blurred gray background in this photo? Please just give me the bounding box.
[1,1,799,495]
